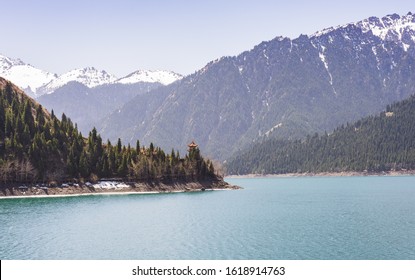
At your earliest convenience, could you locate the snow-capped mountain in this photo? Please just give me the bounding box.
[116,70,183,85]
[38,67,118,95]
[0,54,57,97]
[312,13,415,47]
[357,13,415,39]
[98,12,415,161]
[1,53,183,97]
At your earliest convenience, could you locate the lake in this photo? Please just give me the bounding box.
[1,176,414,259]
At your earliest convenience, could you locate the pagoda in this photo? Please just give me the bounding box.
[188,140,198,151]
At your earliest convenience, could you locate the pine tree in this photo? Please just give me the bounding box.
[79,151,90,178]
[117,154,128,177]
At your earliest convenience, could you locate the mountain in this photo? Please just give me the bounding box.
[115,70,183,85]
[225,95,415,175]
[37,67,118,95]
[37,81,162,134]
[0,77,217,183]
[0,54,57,97]
[37,69,182,134]
[0,54,183,98]
[98,13,415,161]
[0,54,183,134]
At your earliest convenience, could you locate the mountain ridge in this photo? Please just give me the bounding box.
[0,54,183,97]
[98,12,415,161]
[0,54,57,97]
[115,70,183,86]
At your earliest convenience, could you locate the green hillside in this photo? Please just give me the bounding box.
[0,78,215,183]
[226,95,415,175]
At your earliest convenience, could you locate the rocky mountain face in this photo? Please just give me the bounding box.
[98,13,415,161]
[37,81,162,134]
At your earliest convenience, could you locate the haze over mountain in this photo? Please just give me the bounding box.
[37,81,164,134]
[98,13,415,161]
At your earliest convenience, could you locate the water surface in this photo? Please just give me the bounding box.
[1,176,414,259]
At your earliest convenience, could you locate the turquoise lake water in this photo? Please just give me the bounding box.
[1,176,414,259]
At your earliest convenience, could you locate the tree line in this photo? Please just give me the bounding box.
[226,95,415,175]
[0,80,216,183]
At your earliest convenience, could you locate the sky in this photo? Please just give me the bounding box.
[1,0,414,77]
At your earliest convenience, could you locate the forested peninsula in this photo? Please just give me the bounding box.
[0,78,237,197]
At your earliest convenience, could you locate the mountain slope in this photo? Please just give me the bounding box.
[226,94,415,175]
[99,13,415,161]
[0,54,57,97]
[37,69,182,134]
[38,81,161,134]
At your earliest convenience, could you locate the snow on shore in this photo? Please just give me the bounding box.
[92,181,130,189]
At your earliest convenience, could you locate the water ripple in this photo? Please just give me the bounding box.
[1,177,415,259]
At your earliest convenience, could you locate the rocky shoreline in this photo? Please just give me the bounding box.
[0,179,240,198]
[226,170,415,178]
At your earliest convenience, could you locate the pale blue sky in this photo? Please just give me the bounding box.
[1,0,413,76]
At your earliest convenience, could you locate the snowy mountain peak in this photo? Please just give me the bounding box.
[0,54,25,71]
[40,67,118,94]
[356,13,415,41]
[312,12,415,43]
[116,70,183,85]
[61,66,118,87]
[0,54,57,97]
[1,53,184,97]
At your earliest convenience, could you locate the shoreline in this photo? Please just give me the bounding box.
[225,170,415,179]
[0,188,230,200]
[0,179,240,199]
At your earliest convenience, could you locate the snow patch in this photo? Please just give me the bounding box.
[41,67,117,94]
[402,43,410,51]
[357,14,415,42]
[93,181,130,189]
[116,70,182,85]
[311,13,415,49]
[318,48,337,94]
[372,46,381,70]
[263,49,269,64]
[265,123,283,137]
